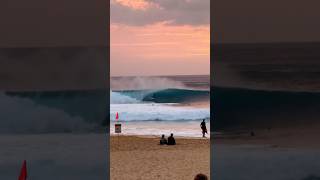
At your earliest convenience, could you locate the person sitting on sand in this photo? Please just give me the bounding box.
[194,173,208,180]
[167,133,176,145]
[160,134,167,145]
[200,119,208,137]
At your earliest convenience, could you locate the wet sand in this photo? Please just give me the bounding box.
[110,135,210,180]
[214,125,320,149]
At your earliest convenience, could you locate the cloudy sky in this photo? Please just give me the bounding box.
[110,0,210,76]
[0,0,107,47]
[0,0,108,91]
[213,0,320,43]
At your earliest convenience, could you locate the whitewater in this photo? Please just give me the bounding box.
[110,87,210,137]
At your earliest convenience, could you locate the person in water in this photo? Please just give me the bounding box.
[167,133,176,145]
[200,119,208,137]
[160,134,167,145]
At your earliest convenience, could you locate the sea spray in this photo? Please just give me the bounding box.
[111,77,186,90]
[110,90,140,104]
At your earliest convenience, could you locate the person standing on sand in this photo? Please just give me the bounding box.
[200,119,207,137]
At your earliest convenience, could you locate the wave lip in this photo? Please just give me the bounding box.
[111,88,210,104]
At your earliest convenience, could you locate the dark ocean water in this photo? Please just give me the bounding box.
[1,90,108,133]
[212,43,320,131]
[5,90,107,124]
[212,87,320,131]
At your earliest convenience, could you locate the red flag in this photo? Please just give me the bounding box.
[116,112,119,120]
[18,160,27,180]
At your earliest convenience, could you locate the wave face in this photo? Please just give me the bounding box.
[3,90,108,134]
[111,88,209,104]
[212,87,320,131]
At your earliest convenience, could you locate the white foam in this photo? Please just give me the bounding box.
[110,103,210,121]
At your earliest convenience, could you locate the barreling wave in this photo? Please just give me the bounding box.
[111,88,210,104]
[212,86,320,131]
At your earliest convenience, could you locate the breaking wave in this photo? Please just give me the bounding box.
[111,88,209,104]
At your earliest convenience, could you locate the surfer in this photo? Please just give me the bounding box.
[200,119,207,137]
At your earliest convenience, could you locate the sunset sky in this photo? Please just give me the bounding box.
[110,0,210,76]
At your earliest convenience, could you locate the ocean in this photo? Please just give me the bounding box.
[212,42,320,131]
[1,90,108,134]
[110,75,210,137]
[212,42,320,180]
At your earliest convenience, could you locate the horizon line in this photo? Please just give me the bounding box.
[110,74,210,78]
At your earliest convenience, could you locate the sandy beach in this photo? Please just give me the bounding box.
[214,125,320,149]
[110,135,210,180]
[213,126,320,180]
[0,133,108,180]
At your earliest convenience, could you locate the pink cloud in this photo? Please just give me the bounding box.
[111,23,210,76]
[113,0,157,10]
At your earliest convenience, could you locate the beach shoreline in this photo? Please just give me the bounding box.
[110,134,210,139]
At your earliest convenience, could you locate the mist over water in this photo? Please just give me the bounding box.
[110,91,140,104]
[111,76,186,90]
